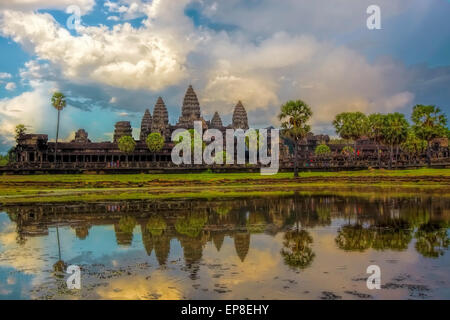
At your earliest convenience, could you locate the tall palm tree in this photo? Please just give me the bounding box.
[279,100,313,177]
[411,105,448,166]
[367,113,385,167]
[51,92,67,162]
[381,113,409,169]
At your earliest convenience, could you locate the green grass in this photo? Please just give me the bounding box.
[1,168,449,204]
[1,168,449,183]
[1,184,448,204]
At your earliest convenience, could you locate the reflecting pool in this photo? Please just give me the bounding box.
[0,194,449,299]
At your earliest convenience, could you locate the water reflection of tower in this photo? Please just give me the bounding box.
[114,223,133,246]
[140,221,171,266]
[179,235,205,280]
[74,225,90,240]
[154,234,171,266]
[211,232,225,252]
[233,232,250,262]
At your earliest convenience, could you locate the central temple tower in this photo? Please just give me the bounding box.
[177,85,205,128]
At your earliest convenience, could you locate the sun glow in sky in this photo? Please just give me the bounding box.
[0,0,449,152]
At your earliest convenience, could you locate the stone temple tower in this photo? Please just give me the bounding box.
[151,97,169,139]
[177,85,204,128]
[232,101,249,130]
[140,109,152,141]
[210,111,223,129]
[113,121,132,143]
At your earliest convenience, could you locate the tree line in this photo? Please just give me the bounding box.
[6,92,449,175]
[279,100,448,176]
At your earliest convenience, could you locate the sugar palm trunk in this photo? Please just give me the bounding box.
[426,142,431,166]
[294,140,299,177]
[54,109,60,162]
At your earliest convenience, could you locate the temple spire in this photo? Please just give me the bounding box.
[151,97,169,138]
[232,100,249,130]
[177,85,203,128]
[210,111,223,128]
[140,109,152,141]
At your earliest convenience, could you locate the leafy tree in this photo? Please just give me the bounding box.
[175,213,207,238]
[119,216,137,233]
[51,92,67,161]
[333,112,368,158]
[118,135,136,154]
[341,146,354,157]
[0,154,8,166]
[367,113,385,166]
[314,143,331,157]
[146,216,167,237]
[280,230,315,270]
[174,128,205,152]
[402,130,427,163]
[146,132,164,159]
[381,113,409,169]
[370,221,413,251]
[278,100,313,177]
[335,224,373,252]
[414,222,450,258]
[411,105,448,166]
[14,124,27,142]
[7,147,15,163]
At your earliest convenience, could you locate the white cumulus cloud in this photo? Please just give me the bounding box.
[5,82,16,91]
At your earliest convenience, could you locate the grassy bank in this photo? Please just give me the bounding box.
[0,183,449,204]
[0,168,450,204]
[1,167,449,183]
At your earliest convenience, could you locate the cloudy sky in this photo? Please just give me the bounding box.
[0,0,449,152]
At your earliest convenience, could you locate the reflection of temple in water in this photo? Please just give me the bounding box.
[3,194,449,269]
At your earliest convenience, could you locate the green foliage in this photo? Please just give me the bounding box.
[174,128,205,152]
[279,100,313,177]
[118,135,136,153]
[381,112,409,148]
[51,92,66,111]
[341,146,354,156]
[333,112,368,141]
[411,105,448,144]
[214,150,232,164]
[0,155,8,166]
[335,224,373,251]
[175,213,207,238]
[15,124,27,142]
[367,113,385,144]
[402,130,427,154]
[146,216,167,236]
[414,222,450,258]
[328,138,353,145]
[0,148,15,166]
[245,129,260,150]
[336,222,414,252]
[118,216,137,234]
[279,100,312,143]
[314,143,331,156]
[280,230,315,270]
[7,148,15,163]
[215,205,232,216]
[146,132,164,153]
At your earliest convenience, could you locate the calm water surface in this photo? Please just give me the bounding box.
[0,194,449,299]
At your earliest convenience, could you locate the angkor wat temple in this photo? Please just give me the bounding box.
[11,85,257,171]
[7,84,450,173]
